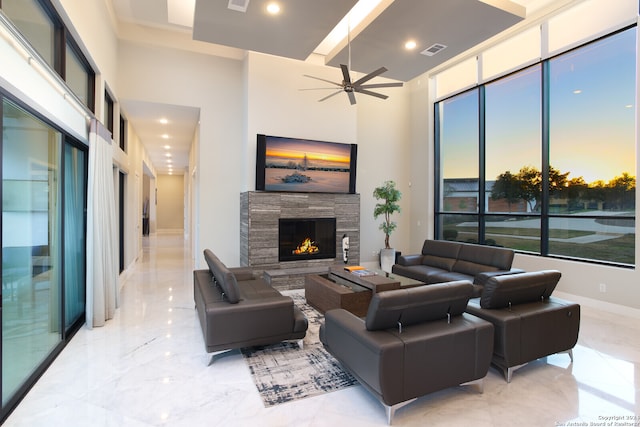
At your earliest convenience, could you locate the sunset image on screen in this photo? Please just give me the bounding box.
[264,137,352,193]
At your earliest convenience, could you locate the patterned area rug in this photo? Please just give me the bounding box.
[241,292,358,407]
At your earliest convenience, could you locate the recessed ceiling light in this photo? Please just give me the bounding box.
[161,134,169,139]
[266,2,280,15]
[164,145,171,150]
[159,118,168,124]
[573,89,582,94]
[405,40,417,50]
[165,153,172,157]
[167,159,173,163]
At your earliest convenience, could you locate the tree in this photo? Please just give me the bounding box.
[549,166,570,197]
[490,171,521,212]
[566,176,588,211]
[516,166,542,212]
[607,172,635,210]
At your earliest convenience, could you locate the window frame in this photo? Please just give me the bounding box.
[0,0,95,111]
[434,25,636,268]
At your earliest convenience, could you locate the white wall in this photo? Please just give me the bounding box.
[245,52,412,266]
[355,79,412,262]
[117,41,243,266]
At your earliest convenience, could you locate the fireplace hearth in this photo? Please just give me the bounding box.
[279,218,336,262]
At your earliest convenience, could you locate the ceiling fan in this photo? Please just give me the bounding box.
[301,23,403,105]
[302,64,403,105]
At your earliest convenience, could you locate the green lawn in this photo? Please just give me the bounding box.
[448,227,634,265]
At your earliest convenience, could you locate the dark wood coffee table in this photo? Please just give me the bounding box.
[304,267,423,317]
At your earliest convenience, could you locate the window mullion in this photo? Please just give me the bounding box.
[478,86,486,243]
[540,60,550,256]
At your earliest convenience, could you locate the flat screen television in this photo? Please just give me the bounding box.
[256,134,357,194]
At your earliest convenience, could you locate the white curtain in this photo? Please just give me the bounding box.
[86,119,118,328]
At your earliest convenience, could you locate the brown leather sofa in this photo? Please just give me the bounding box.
[193,249,308,363]
[391,240,523,297]
[465,270,580,382]
[319,281,494,424]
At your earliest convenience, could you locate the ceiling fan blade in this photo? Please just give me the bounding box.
[355,88,389,100]
[340,64,351,84]
[359,82,404,89]
[347,91,356,105]
[318,90,344,102]
[303,74,342,87]
[352,67,388,86]
[299,87,345,91]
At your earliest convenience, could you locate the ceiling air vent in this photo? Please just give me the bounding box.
[228,0,250,13]
[421,43,447,57]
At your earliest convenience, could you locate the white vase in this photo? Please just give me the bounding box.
[380,248,396,273]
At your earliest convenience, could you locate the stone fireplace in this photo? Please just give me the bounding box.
[240,191,360,273]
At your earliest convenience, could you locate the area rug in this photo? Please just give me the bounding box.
[241,292,358,407]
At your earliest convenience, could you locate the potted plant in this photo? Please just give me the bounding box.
[373,180,401,272]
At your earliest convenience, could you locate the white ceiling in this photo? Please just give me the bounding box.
[110,0,552,175]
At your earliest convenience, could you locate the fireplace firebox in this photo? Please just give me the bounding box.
[278,218,336,262]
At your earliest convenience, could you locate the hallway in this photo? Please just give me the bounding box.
[4,234,640,426]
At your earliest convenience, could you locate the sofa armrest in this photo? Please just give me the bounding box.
[207,296,296,344]
[396,254,423,266]
[321,309,404,402]
[467,296,580,369]
[473,269,525,286]
[229,267,255,281]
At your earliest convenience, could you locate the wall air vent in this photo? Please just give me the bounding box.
[421,43,447,57]
[228,0,250,13]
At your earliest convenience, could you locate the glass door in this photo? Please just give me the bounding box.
[63,142,87,331]
[2,99,62,406]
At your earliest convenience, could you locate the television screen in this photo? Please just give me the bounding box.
[256,134,357,194]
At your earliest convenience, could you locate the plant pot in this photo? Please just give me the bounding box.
[380,248,396,273]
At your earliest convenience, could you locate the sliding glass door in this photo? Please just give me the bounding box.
[1,99,62,406]
[1,97,87,415]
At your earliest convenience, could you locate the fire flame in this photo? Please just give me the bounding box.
[293,237,319,255]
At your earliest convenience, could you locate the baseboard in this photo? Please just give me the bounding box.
[554,290,640,319]
[156,229,184,235]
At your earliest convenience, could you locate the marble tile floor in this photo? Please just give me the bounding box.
[4,233,640,427]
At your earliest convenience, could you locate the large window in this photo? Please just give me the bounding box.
[65,39,94,110]
[547,29,636,263]
[435,27,636,266]
[104,90,114,137]
[1,0,57,69]
[1,0,95,111]
[436,90,480,242]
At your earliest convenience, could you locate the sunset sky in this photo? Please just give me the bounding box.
[441,27,636,185]
[265,137,351,167]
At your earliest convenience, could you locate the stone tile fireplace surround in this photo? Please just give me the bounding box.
[240,191,360,289]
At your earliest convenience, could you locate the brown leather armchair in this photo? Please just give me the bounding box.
[465,270,580,382]
[320,281,494,424]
